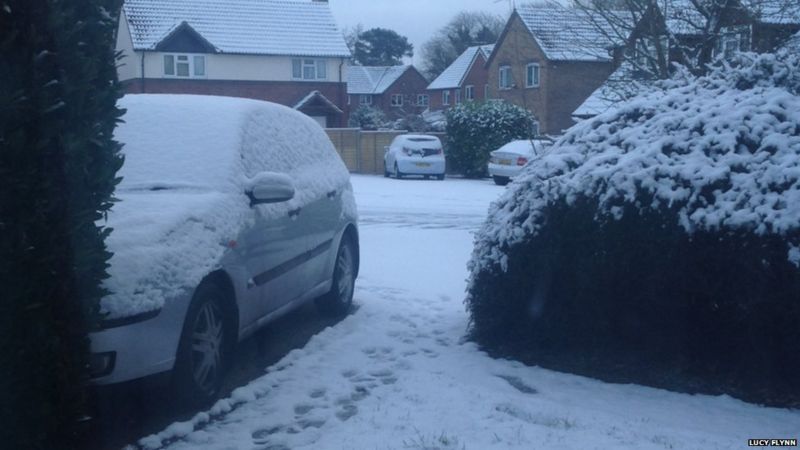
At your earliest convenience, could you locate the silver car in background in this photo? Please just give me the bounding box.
[488,138,553,185]
[89,95,359,404]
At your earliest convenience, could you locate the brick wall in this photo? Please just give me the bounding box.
[123,78,348,127]
[428,52,490,111]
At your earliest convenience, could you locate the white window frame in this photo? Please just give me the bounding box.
[442,90,450,106]
[715,26,752,59]
[499,65,512,90]
[391,94,403,107]
[484,84,490,100]
[417,94,429,107]
[292,58,328,81]
[531,120,540,136]
[163,53,207,78]
[465,85,475,101]
[359,94,373,106]
[455,89,461,104]
[526,63,540,88]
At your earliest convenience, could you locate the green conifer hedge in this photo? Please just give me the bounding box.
[0,1,124,447]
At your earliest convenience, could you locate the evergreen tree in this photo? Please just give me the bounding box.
[0,1,124,448]
[353,27,413,66]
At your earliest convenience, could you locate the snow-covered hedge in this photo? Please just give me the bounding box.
[445,101,535,178]
[466,53,800,407]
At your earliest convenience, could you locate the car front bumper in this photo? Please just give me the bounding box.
[89,293,191,385]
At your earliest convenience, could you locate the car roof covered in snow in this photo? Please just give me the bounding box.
[122,0,351,57]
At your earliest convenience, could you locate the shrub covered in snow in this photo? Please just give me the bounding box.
[348,105,389,130]
[466,53,800,407]
[445,101,536,178]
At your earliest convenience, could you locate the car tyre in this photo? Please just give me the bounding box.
[393,163,404,179]
[316,237,356,317]
[384,162,390,178]
[493,175,510,186]
[173,282,232,407]
[436,173,446,181]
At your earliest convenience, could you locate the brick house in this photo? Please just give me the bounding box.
[486,4,625,135]
[573,0,800,120]
[427,45,494,111]
[115,0,351,128]
[347,65,430,121]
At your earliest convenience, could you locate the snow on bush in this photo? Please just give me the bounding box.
[465,53,800,406]
[469,52,800,279]
[103,95,351,318]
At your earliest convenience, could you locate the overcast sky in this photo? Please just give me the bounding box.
[329,0,515,65]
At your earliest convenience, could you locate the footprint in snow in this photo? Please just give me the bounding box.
[308,388,326,399]
[496,375,538,394]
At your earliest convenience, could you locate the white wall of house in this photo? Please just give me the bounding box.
[115,10,139,81]
[115,17,348,85]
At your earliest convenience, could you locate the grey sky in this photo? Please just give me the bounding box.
[329,0,515,65]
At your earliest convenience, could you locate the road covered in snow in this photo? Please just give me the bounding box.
[138,175,799,450]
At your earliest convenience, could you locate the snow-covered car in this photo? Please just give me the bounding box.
[487,138,553,186]
[383,134,446,180]
[89,95,359,404]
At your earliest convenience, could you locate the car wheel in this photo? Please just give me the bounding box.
[394,163,403,179]
[316,237,356,317]
[436,173,446,181]
[173,283,232,406]
[384,163,390,178]
[493,175,510,186]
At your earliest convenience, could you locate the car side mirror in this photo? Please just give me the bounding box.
[384,146,390,153]
[247,172,295,206]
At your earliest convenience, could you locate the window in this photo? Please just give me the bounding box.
[391,94,403,107]
[631,35,670,74]
[715,26,751,59]
[442,90,450,105]
[499,65,512,89]
[359,95,372,106]
[292,58,328,80]
[465,85,475,101]
[526,63,540,88]
[531,120,540,136]
[455,89,461,105]
[417,94,429,107]
[163,54,206,78]
[484,84,490,100]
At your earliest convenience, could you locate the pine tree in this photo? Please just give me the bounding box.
[0,1,124,448]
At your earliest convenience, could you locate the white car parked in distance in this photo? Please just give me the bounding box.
[488,138,553,185]
[384,134,446,180]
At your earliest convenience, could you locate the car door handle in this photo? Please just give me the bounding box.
[327,190,337,199]
[289,207,302,218]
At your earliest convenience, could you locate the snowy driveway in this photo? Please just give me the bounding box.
[140,175,799,450]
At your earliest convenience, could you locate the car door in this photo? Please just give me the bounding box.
[302,181,345,289]
[237,202,310,319]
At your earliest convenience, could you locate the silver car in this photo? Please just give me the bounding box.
[89,95,359,404]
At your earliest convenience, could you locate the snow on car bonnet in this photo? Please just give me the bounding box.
[102,95,349,318]
[470,53,800,279]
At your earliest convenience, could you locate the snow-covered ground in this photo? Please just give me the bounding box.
[137,175,799,450]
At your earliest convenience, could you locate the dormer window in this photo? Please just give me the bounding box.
[163,54,206,78]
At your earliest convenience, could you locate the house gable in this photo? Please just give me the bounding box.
[155,22,217,54]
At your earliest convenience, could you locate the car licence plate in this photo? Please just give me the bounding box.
[415,162,431,167]
[499,159,512,165]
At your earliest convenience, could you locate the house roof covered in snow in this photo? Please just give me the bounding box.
[347,65,415,95]
[427,45,494,90]
[572,62,656,119]
[743,0,800,25]
[514,3,628,62]
[122,0,351,57]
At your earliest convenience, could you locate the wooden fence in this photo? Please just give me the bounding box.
[325,129,447,174]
